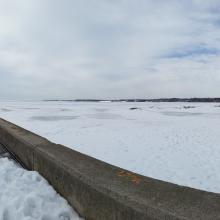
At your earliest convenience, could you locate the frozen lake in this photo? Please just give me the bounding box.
[0,101,220,193]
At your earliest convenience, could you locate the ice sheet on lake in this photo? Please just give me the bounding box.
[0,100,220,193]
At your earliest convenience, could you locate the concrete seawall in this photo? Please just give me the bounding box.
[0,118,219,220]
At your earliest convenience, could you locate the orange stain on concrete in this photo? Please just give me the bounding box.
[117,170,141,184]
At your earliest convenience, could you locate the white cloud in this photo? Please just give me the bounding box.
[0,0,220,99]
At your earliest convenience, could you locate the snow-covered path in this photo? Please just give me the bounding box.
[0,101,220,193]
[0,157,82,220]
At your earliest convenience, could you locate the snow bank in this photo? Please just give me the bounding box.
[0,157,82,220]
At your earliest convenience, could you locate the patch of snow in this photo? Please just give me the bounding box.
[0,157,82,220]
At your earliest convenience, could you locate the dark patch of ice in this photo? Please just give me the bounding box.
[86,113,122,119]
[30,116,78,121]
[21,108,40,110]
[129,107,142,110]
[183,106,196,109]
[94,108,109,112]
[162,111,202,117]
[60,108,72,112]
[1,108,11,112]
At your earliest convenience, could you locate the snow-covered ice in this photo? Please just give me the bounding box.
[0,101,220,193]
[0,157,82,220]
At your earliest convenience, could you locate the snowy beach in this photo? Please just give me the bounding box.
[0,101,220,193]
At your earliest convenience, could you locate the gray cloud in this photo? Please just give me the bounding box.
[0,0,220,99]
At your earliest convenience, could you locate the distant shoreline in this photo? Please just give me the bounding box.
[43,98,220,103]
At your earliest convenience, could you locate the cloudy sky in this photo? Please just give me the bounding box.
[0,0,220,100]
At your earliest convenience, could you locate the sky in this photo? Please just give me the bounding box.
[0,0,220,100]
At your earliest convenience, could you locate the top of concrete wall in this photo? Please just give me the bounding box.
[0,118,219,220]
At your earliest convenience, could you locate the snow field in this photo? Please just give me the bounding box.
[0,101,220,193]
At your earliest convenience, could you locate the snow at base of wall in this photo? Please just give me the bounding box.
[0,157,83,220]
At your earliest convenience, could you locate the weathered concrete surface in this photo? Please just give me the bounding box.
[0,143,11,159]
[0,118,220,220]
[0,143,7,156]
[0,143,4,153]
